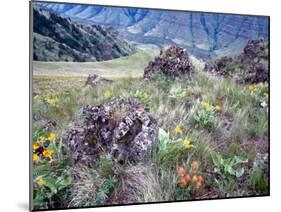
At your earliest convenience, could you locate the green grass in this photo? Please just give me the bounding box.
[32,55,269,209]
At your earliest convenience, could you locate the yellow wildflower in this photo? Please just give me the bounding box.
[215,105,222,111]
[46,98,59,108]
[143,92,148,98]
[183,138,191,150]
[33,143,39,151]
[37,178,45,186]
[39,136,46,142]
[46,98,55,105]
[33,154,39,162]
[48,133,56,141]
[201,101,209,107]
[175,125,182,134]
[103,90,111,97]
[248,85,255,91]
[201,101,212,111]
[42,149,54,158]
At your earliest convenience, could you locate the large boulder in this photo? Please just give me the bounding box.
[144,46,194,78]
[65,98,158,166]
[203,38,269,84]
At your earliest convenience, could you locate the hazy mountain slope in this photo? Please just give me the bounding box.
[35,2,269,58]
[33,7,135,62]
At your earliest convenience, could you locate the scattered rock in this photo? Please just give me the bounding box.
[85,74,112,86]
[65,98,158,166]
[204,56,233,78]
[144,46,194,78]
[204,39,269,84]
[41,120,57,131]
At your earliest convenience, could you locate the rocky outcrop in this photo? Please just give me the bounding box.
[204,39,269,84]
[65,98,158,166]
[144,46,194,78]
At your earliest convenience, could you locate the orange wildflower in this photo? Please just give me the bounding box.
[192,175,198,183]
[177,167,186,177]
[197,175,203,183]
[178,177,188,186]
[191,161,199,169]
[185,174,192,182]
[191,170,197,175]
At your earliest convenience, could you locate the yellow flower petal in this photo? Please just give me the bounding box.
[39,136,46,142]
[37,178,45,186]
[103,90,111,97]
[183,138,190,149]
[48,133,56,141]
[33,154,39,162]
[248,85,255,91]
[206,105,212,111]
[42,149,54,158]
[215,105,222,111]
[175,126,182,134]
[201,101,209,107]
[143,92,148,98]
[33,143,39,151]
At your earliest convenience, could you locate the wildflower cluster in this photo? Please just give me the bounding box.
[177,161,204,190]
[247,83,269,108]
[174,125,192,150]
[33,132,56,164]
[201,101,222,112]
[45,96,59,108]
[32,129,72,209]
[193,102,218,129]
[131,90,150,106]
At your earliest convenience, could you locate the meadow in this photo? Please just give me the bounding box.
[32,49,269,209]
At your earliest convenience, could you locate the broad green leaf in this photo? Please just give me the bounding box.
[236,168,245,177]
[44,177,57,194]
[158,128,170,144]
[234,156,248,164]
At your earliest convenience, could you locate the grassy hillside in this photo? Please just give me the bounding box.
[32,54,268,209]
[33,48,159,95]
[33,7,135,62]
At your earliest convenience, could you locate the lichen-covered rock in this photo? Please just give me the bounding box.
[204,56,233,78]
[239,39,269,84]
[65,98,158,166]
[144,46,194,78]
[241,39,268,62]
[85,74,112,86]
[203,38,269,84]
